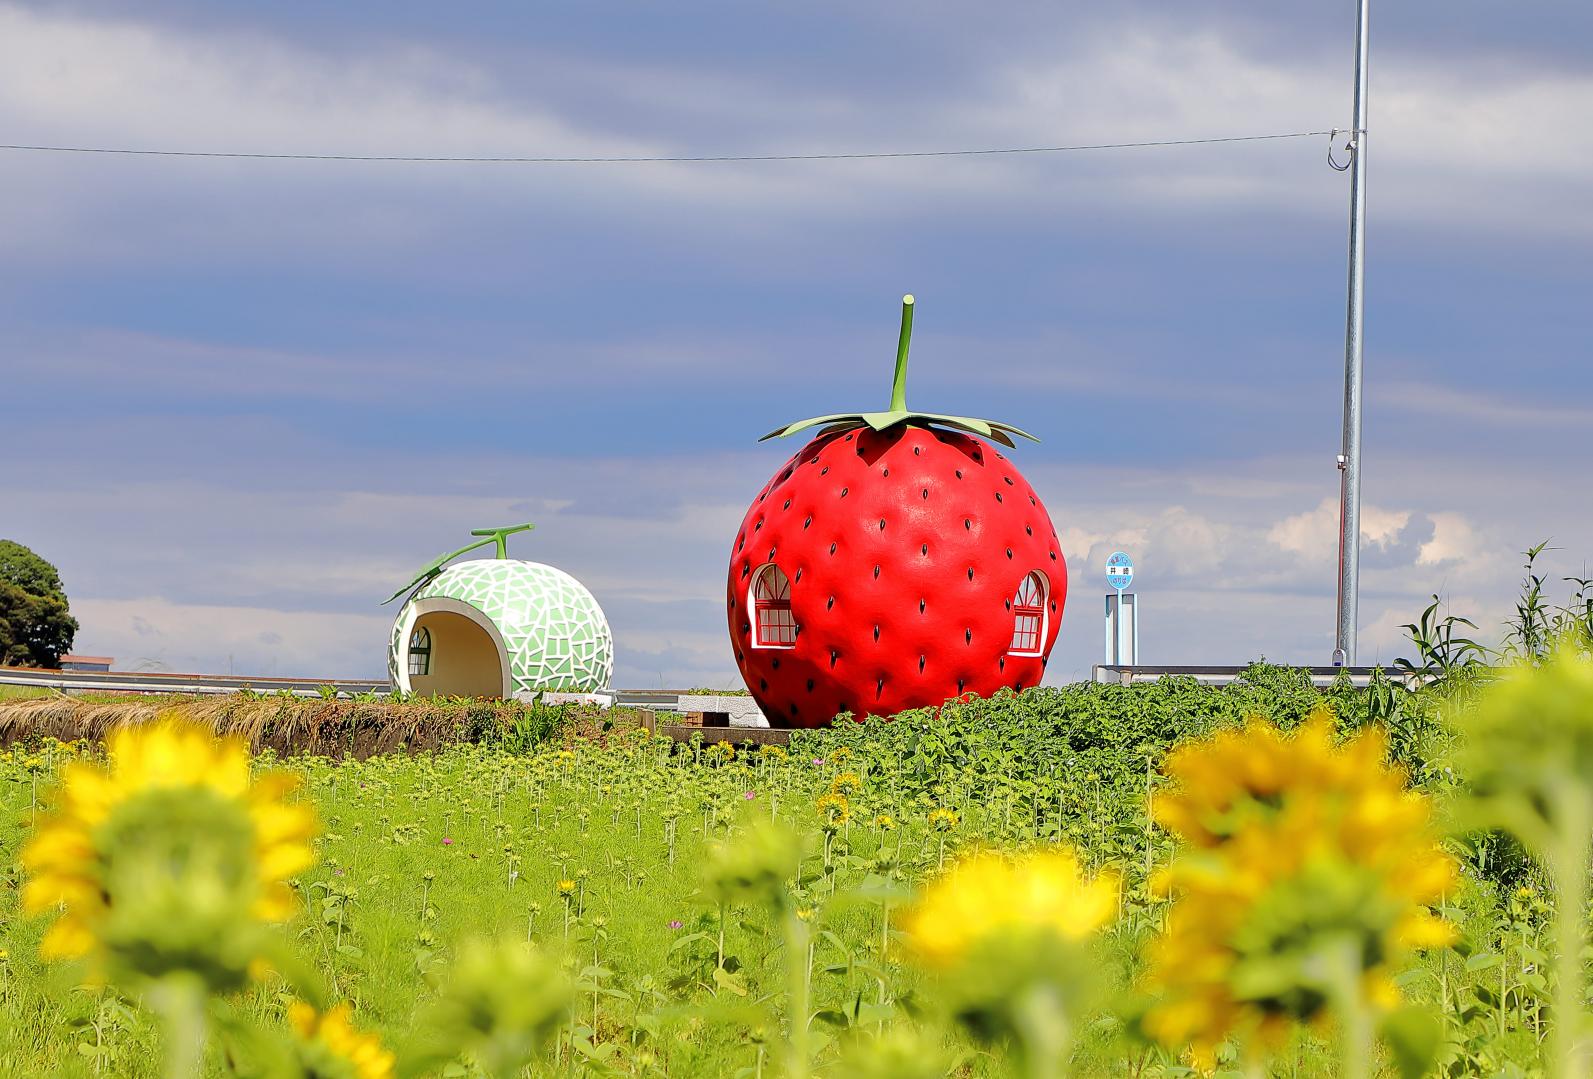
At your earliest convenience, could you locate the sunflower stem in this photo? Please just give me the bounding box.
[1327,939,1374,1079]
[1011,982,1072,1079]
[1548,790,1590,1079]
[148,975,208,1079]
[782,909,812,1079]
[888,295,914,412]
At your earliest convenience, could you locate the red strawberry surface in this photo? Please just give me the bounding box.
[726,296,1066,728]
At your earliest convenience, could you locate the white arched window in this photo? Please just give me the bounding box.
[408,625,432,676]
[1009,572,1047,656]
[751,564,797,648]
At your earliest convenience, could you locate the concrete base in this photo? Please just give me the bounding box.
[675,694,770,728]
[533,691,617,707]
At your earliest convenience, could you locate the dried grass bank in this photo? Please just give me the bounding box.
[0,693,645,756]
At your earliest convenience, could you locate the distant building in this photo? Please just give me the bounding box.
[59,655,113,672]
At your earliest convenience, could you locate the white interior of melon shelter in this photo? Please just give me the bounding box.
[395,596,514,699]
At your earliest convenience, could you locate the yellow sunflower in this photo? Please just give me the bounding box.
[905,846,1119,967]
[288,1000,396,1079]
[815,791,851,828]
[905,846,1119,1076]
[1143,713,1457,1071]
[20,717,318,988]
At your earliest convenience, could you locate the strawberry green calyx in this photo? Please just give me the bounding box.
[760,295,1039,449]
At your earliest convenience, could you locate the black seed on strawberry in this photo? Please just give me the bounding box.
[995,492,1003,503]
[794,567,802,583]
[957,677,966,692]
[913,446,921,455]
[789,703,798,717]
[967,567,975,581]
[840,487,848,497]
[964,519,971,530]
[783,498,791,509]
[999,657,1006,672]
[878,518,886,530]
[741,565,750,578]
[829,542,837,555]
[760,678,768,691]
[921,488,929,499]
[875,677,884,697]
[806,678,815,691]
[964,628,972,644]
[955,469,963,479]
[919,655,926,672]
[755,520,763,531]
[1006,548,1013,559]
[1025,525,1032,535]
[873,564,880,578]
[803,517,811,528]
[882,468,889,477]
[829,650,839,668]
[827,595,835,610]
[919,598,926,613]
[920,543,928,555]
[772,657,780,670]
[821,466,829,475]
[872,624,880,642]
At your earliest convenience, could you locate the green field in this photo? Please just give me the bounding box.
[0,668,1573,1076]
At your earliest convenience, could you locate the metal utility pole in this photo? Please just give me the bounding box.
[1333,0,1370,666]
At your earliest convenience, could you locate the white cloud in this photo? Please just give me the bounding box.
[73,596,389,678]
[1267,497,1409,562]
[1418,512,1483,568]
[1,2,1588,272]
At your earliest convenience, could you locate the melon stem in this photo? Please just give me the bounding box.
[888,294,914,411]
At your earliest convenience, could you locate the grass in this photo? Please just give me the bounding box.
[0,673,1562,1076]
[0,693,644,756]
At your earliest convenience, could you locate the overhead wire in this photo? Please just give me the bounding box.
[0,129,1337,165]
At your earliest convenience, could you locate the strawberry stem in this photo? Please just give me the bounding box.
[888,294,913,411]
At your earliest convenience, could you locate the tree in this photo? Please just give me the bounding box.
[0,540,78,668]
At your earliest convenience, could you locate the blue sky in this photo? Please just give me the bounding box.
[3,1,1589,687]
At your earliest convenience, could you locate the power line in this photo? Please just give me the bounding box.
[0,130,1334,165]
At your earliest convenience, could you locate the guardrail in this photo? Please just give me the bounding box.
[1091,664,1419,688]
[0,666,753,712]
[0,666,390,698]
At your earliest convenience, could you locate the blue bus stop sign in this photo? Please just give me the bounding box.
[1106,551,1134,592]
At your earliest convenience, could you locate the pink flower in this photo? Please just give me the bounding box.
[812,758,825,766]
[442,837,454,846]
[744,791,757,800]
[669,919,683,930]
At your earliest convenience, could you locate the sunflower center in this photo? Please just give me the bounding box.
[91,786,266,988]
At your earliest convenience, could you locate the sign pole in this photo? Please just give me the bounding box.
[1105,552,1136,666]
[1334,0,1370,667]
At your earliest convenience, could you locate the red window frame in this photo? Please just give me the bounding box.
[1009,572,1046,655]
[753,564,797,648]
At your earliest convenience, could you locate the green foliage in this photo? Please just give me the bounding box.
[0,539,68,597]
[0,672,1568,1076]
[0,539,78,669]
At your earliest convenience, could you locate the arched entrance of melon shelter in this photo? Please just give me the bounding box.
[397,597,513,699]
